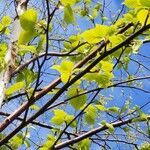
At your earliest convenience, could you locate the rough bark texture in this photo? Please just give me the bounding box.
[0,0,27,107]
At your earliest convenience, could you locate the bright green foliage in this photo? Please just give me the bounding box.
[39,135,56,150]
[85,105,97,124]
[140,142,150,150]
[64,5,76,25]
[9,133,30,149]
[123,0,141,9]
[77,138,91,150]
[100,60,113,72]
[20,9,37,31]
[106,123,115,133]
[1,16,11,27]
[18,29,37,44]
[101,120,115,133]
[16,68,37,88]
[139,0,150,8]
[68,88,87,110]
[18,45,37,56]
[0,43,7,71]
[51,109,76,127]
[109,34,125,49]
[30,104,40,110]
[60,0,80,6]
[18,9,38,44]
[96,104,107,111]
[137,9,150,25]
[0,15,11,35]
[0,43,7,58]
[85,60,114,87]
[107,106,120,114]
[132,107,149,122]
[5,81,25,96]
[52,60,74,83]
[81,24,115,44]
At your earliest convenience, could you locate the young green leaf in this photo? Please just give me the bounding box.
[5,82,25,96]
[64,5,76,25]
[52,61,74,83]
[85,105,97,125]
[1,15,11,26]
[68,88,87,110]
[20,9,37,31]
[106,123,115,133]
[139,0,150,8]
[124,0,141,9]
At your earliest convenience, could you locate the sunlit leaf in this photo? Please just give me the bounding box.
[68,88,87,110]
[1,15,11,26]
[20,9,37,31]
[137,9,150,25]
[85,105,97,124]
[5,82,25,96]
[64,5,76,25]
[139,0,150,8]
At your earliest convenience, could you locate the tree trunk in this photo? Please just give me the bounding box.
[0,0,28,107]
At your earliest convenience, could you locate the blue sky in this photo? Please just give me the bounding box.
[0,0,149,149]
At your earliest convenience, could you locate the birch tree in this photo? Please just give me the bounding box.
[0,0,150,149]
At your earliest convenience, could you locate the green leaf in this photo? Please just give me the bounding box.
[30,104,40,110]
[64,5,76,25]
[65,115,76,127]
[10,134,23,149]
[18,45,37,56]
[107,106,120,113]
[98,72,114,88]
[20,9,37,31]
[61,0,80,6]
[0,42,7,57]
[96,104,107,111]
[0,23,4,31]
[16,68,37,87]
[139,0,150,8]
[77,138,91,150]
[85,105,97,125]
[1,15,11,26]
[123,0,141,9]
[51,109,76,127]
[51,109,67,125]
[18,29,37,44]
[40,135,56,150]
[137,9,150,25]
[106,123,115,133]
[68,88,87,110]
[81,24,115,44]
[100,60,114,72]
[52,61,74,83]
[5,82,25,96]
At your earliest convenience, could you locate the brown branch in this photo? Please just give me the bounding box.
[54,116,150,149]
[11,51,80,76]
[0,24,149,146]
[0,22,134,133]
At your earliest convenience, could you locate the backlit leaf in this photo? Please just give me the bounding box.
[124,0,141,9]
[137,9,150,25]
[64,5,76,25]
[20,9,37,31]
[1,15,11,26]
[68,88,87,110]
[139,0,150,8]
[5,82,25,96]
